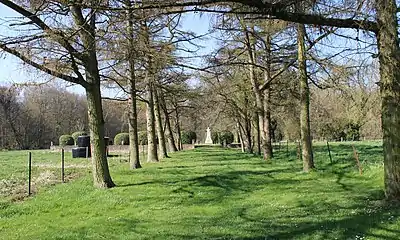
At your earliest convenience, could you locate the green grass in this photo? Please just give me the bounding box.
[0,150,93,200]
[1,141,399,239]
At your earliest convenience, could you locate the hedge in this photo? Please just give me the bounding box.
[59,135,74,146]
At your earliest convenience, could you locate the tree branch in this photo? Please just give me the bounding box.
[0,43,87,87]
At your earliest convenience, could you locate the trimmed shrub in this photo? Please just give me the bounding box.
[219,131,234,145]
[114,133,129,145]
[181,131,197,144]
[59,135,74,146]
[212,132,219,144]
[211,131,234,145]
[71,131,87,144]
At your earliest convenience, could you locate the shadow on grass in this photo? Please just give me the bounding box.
[115,146,398,239]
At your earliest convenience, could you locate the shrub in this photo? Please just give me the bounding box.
[71,131,87,144]
[181,131,197,144]
[212,132,219,144]
[211,131,234,145]
[219,131,234,145]
[59,135,74,146]
[114,133,129,145]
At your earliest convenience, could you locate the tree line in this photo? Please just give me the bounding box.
[0,0,399,200]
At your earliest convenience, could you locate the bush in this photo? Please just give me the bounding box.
[59,135,74,146]
[219,131,234,145]
[181,131,197,144]
[114,133,129,145]
[212,132,219,144]
[211,131,234,145]
[320,122,361,141]
[71,131,87,144]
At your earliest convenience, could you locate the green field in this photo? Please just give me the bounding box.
[1,141,399,239]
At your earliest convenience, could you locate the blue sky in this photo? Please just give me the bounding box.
[0,5,215,96]
[0,4,375,96]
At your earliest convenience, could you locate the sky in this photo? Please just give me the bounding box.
[0,5,216,96]
[0,4,377,97]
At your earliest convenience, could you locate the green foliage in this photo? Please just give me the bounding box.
[219,131,234,144]
[71,131,87,144]
[0,142,395,240]
[59,135,74,146]
[114,133,129,145]
[320,122,361,141]
[343,123,361,141]
[181,131,197,144]
[212,131,234,144]
[212,132,219,143]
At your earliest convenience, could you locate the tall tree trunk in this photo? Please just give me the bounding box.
[262,84,273,159]
[160,92,178,152]
[244,28,262,155]
[245,27,270,158]
[237,121,245,153]
[86,84,115,188]
[174,106,182,150]
[72,5,114,187]
[154,88,168,158]
[126,0,141,169]
[245,116,253,153]
[376,0,400,199]
[146,81,159,162]
[261,35,274,159]
[297,23,315,172]
[255,116,261,155]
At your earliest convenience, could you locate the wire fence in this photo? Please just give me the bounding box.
[1,141,381,201]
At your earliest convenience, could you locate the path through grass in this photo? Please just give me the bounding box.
[1,144,399,239]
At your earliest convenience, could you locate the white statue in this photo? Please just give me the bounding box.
[205,127,213,144]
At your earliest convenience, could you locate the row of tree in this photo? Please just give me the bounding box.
[1,0,399,200]
[0,84,199,150]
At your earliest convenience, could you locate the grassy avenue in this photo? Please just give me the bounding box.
[1,142,399,239]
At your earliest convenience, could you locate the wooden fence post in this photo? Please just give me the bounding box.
[61,149,65,183]
[28,152,32,196]
[326,141,333,164]
[352,145,362,175]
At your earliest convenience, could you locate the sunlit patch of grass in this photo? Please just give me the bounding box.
[1,142,399,239]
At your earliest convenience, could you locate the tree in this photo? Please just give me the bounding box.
[125,0,142,169]
[297,23,315,171]
[0,1,114,188]
[134,0,400,199]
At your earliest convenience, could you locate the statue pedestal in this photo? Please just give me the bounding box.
[205,127,213,144]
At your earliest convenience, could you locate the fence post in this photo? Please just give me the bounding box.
[86,146,89,160]
[142,144,145,160]
[286,140,289,158]
[61,148,65,183]
[326,141,333,164]
[28,152,32,196]
[352,145,362,176]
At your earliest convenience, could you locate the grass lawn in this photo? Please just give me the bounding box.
[1,141,399,239]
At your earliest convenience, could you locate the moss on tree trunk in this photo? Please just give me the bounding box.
[86,85,115,188]
[146,81,159,163]
[297,23,315,172]
[160,92,178,152]
[376,0,400,200]
[154,88,168,158]
[126,0,141,169]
